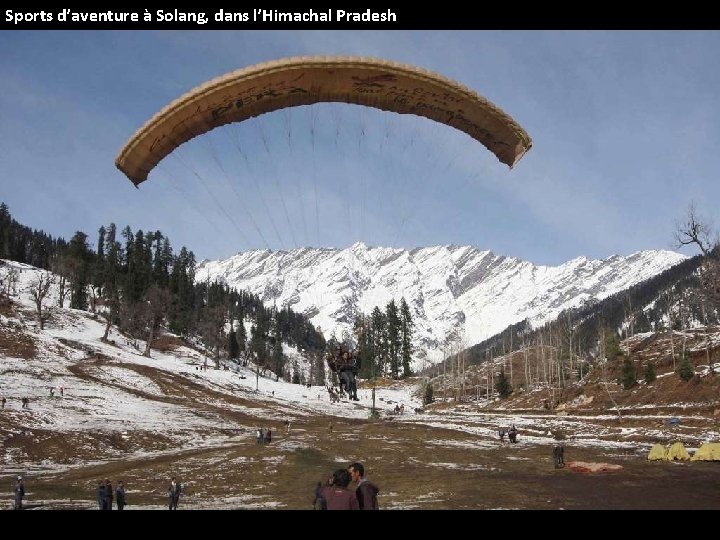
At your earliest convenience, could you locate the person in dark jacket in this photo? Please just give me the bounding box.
[313,481,327,510]
[104,479,113,510]
[320,469,359,510]
[14,476,25,510]
[337,352,359,401]
[553,445,565,468]
[348,462,379,510]
[116,480,126,510]
[97,481,106,510]
[167,477,181,510]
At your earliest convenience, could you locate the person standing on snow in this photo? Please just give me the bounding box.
[14,476,25,510]
[116,480,126,510]
[167,477,182,510]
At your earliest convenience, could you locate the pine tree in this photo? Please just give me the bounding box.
[644,362,656,384]
[678,352,694,381]
[495,369,513,398]
[67,231,92,310]
[371,307,386,376]
[386,299,401,379]
[168,247,196,336]
[604,329,621,359]
[94,225,106,290]
[0,202,11,259]
[228,330,240,360]
[353,315,373,379]
[152,231,169,288]
[100,223,121,342]
[621,357,636,389]
[400,297,414,378]
[121,225,134,289]
[236,317,247,353]
[139,230,153,298]
[272,316,284,377]
[250,325,267,367]
[423,382,434,405]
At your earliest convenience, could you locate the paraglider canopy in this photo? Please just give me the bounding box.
[116,56,532,185]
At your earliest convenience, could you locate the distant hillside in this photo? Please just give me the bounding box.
[424,252,720,414]
[458,252,714,368]
[0,203,326,384]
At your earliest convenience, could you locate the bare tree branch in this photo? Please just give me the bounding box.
[673,201,714,256]
[674,201,720,309]
[29,272,54,330]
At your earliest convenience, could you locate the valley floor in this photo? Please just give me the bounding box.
[2,349,719,510]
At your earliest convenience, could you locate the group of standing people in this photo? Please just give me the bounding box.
[97,479,126,510]
[0,391,65,408]
[5,397,31,408]
[256,427,272,444]
[95,477,179,510]
[498,424,518,443]
[13,476,181,510]
[313,462,379,510]
[255,421,291,443]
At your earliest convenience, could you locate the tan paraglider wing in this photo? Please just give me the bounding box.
[116,56,533,185]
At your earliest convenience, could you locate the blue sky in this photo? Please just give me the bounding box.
[1,31,718,265]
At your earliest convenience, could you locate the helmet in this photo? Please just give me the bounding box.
[17,475,22,480]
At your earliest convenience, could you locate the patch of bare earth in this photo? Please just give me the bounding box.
[0,324,36,359]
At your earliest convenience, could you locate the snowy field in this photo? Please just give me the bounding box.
[2,261,719,510]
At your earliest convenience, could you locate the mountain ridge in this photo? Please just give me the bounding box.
[197,244,687,369]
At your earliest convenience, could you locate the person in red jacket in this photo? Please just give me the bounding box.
[321,469,359,510]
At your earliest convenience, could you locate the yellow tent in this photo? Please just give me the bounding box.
[647,443,668,461]
[666,441,690,460]
[690,442,720,461]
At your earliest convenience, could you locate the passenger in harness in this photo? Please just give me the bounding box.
[327,346,360,401]
[339,351,359,401]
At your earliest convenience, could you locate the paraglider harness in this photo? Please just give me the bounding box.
[327,347,360,375]
[327,347,360,400]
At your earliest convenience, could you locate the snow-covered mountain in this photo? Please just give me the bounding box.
[197,244,687,369]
